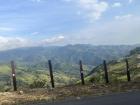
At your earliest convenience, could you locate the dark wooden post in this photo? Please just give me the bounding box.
[48,60,55,88]
[11,61,17,91]
[125,59,131,82]
[79,60,85,85]
[103,60,109,83]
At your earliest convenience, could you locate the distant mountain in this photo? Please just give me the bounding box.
[0,44,136,65]
[0,44,139,90]
[0,44,137,75]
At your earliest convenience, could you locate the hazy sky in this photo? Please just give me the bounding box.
[0,0,140,50]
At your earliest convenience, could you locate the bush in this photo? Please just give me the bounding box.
[29,79,47,89]
[0,85,11,92]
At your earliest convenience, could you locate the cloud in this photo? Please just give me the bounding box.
[129,0,133,3]
[0,35,65,50]
[115,14,133,20]
[64,16,140,45]
[31,32,39,35]
[0,27,15,31]
[112,2,122,7]
[31,0,41,2]
[41,35,65,45]
[64,0,109,21]
[0,36,29,50]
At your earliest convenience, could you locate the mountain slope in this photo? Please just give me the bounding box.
[0,64,78,91]
[86,47,140,83]
[0,44,138,91]
[0,44,136,66]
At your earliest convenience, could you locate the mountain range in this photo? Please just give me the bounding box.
[0,44,136,66]
[0,44,139,90]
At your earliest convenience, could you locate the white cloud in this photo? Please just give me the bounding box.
[64,16,140,45]
[0,36,29,50]
[31,32,39,35]
[63,0,71,2]
[0,35,65,51]
[112,2,122,7]
[31,0,48,2]
[31,0,41,2]
[41,35,65,44]
[64,0,109,21]
[129,0,133,3]
[0,27,15,31]
[115,14,133,20]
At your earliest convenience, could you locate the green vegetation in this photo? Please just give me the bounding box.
[86,47,140,83]
[0,64,79,91]
[0,46,140,104]
[0,44,135,68]
[0,45,139,91]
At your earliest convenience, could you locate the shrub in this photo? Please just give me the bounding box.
[29,79,46,89]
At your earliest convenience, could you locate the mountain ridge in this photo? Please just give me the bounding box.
[0,44,136,65]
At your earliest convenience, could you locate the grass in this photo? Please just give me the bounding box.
[0,65,11,74]
[0,64,78,90]
[85,54,140,83]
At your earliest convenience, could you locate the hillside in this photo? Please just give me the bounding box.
[0,44,137,91]
[0,44,136,72]
[0,64,79,91]
[86,47,140,83]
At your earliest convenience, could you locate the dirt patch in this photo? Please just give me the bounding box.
[0,82,140,105]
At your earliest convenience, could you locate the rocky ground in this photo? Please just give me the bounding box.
[0,82,140,105]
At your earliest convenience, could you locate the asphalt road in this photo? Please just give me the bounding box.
[27,91,140,105]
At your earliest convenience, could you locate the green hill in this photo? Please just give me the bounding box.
[86,47,140,83]
[0,44,135,66]
[0,64,78,91]
[0,44,138,91]
[0,44,136,75]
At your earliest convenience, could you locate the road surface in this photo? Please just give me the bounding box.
[26,91,140,105]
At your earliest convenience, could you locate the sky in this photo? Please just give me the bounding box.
[0,0,140,50]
